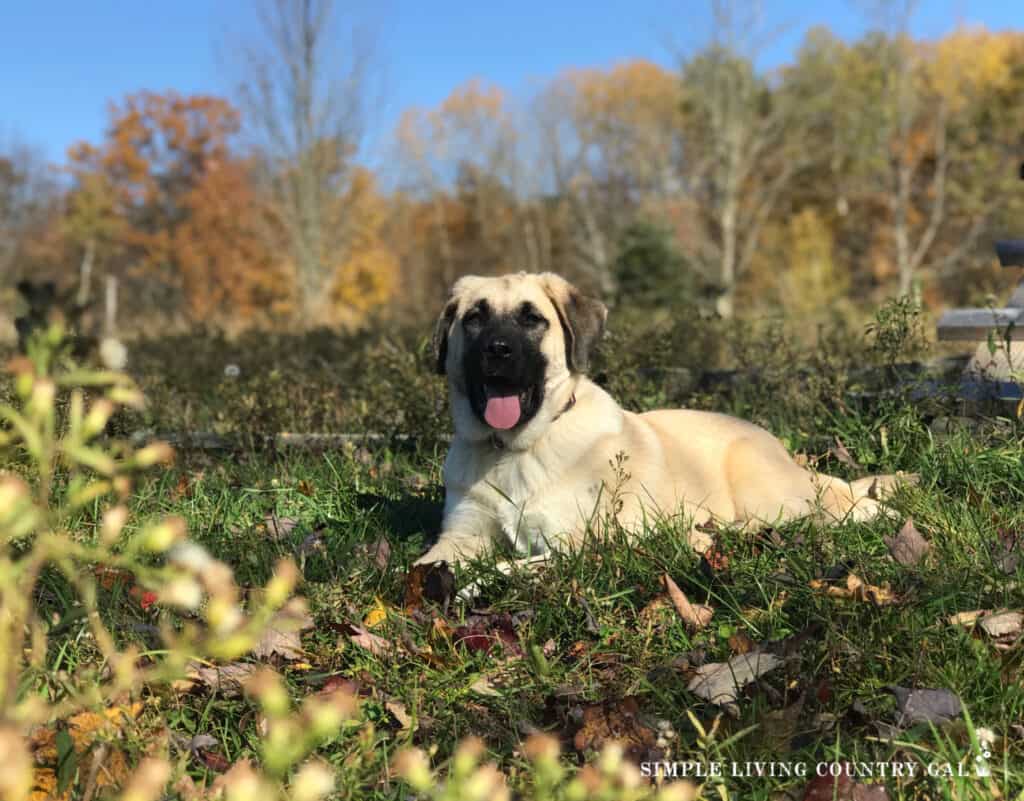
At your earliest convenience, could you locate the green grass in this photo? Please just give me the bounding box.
[44,401,1022,800]
[11,306,1024,799]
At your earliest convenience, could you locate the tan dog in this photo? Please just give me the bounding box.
[416,272,908,567]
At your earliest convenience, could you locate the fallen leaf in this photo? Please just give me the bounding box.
[404,562,456,612]
[296,479,315,497]
[29,702,143,801]
[340,623,398,658]
[318,676,364,696]
[830,437,862,470]
[886,686,962,726]
[453,613,524,658]
[661,574,713,631]
[979,610,1022,649]
[356,536,391,570]
[195,747,231,773]
[948,610,987,626]
[93,566,134,590]
[363,597,390,629]
[263,514,300,541]
[686,650,782,713]
[727,632,756,655]
[385,699,413,730]
[251,608,314,661]
[884,519,931,567]
[802,772,890,800]
[638,594,672,625]
[810,574,897,606]
[572,697,662,763]
[701,542,730,572]
[177,662,259,697]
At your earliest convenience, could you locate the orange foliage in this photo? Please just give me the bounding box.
[174,159,291,322]
[330,167,398,316]
[66,91,289,323]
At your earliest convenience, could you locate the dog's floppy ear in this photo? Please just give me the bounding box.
[432,298,458,375]
[540,274,607,373]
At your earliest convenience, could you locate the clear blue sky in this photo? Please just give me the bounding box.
[0,0,1017,167]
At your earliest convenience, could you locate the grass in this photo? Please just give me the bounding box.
[8,306,1024,799]
[53,397,1023,798]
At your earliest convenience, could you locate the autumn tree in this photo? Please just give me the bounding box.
[235,0,381,323]
[677,1,813,318]
[534,60,682,295]
[66,91,288,325]
[395,80,530,298]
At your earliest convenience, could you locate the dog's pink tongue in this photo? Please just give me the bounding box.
[484,394,521,429]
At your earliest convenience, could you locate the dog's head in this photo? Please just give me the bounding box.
[433,272,606,443]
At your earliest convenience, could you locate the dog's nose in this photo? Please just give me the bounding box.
[486,338,512,359]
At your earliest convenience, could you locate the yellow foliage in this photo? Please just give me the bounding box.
[781,208,847,317]
[328,167,399,319]
[930,27,1017,110]
[30,702,143,801]
[332,245,399,316]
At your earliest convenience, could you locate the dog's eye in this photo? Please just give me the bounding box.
[519,307,546,328]
[462,310,484,328]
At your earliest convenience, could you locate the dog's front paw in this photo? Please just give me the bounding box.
[414,541,460,567]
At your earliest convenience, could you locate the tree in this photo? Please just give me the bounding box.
[534,60,682,295]
[395,80,530,297]
[678,1,811,317]
[0,139,57,284]
[67,91,290,325]
[235,0,377,323]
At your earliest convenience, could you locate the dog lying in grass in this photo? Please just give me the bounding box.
[416,272,911,568]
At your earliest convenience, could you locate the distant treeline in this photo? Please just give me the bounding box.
[2,8,1023,335]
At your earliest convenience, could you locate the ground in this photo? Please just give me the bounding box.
[8,315,1024,800]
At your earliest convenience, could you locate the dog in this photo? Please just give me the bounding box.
[416,272,910,568]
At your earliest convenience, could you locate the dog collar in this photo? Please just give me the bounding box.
[489,392,576,451]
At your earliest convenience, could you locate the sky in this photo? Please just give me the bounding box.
[0,0,1018,169]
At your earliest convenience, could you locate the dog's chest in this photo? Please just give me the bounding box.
[448,441,602,554]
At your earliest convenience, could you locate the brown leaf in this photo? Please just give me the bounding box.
[884,519,931,567]
[263,513,299,540]
[296,479,315,497]
[638,594,672,624]
[830,437,862,470]
[195,747,231,773]
[810,573,898,606]
[340,623,398,658]
[802,772,890,801]
[727,632,756,655]
[661,574,713,631]
[178,662,259,697]
[686,650,782,713]
[385,698,413,730]
[403,562,455,612]
[572,697,661,763]
[362,540,389,569]
[452,613,524,658]
[979,610,1023,648]
[251,609,314,661]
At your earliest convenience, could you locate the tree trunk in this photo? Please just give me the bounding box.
[104,275,118,337]
[77,238,95,307]
[718,197,738,318]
